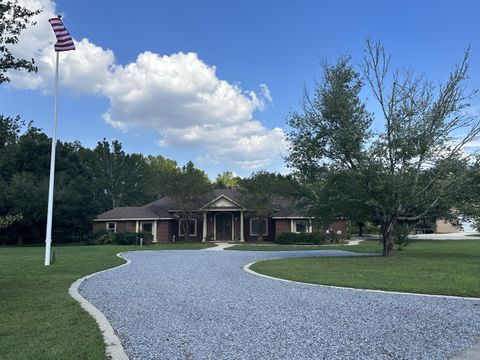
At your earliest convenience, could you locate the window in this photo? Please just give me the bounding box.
[294,220,310,233]
[141,222,153,234]
[106,222,116,232]
[179,219,197,236]
[250,218,268,236]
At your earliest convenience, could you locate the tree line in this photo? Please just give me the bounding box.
[0,115,304,245]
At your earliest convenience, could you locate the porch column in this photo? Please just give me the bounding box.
[240,211,245,242]
[290,219,294,233]
[202,212,207,242]
[153,220,158,242]
[135,220,139,233]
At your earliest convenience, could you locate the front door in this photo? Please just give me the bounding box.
[216,213,232,241]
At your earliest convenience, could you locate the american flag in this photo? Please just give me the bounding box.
[49,17,75,52]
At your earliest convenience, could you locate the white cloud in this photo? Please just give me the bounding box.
[7,0,285,170]
[465,140,480,149]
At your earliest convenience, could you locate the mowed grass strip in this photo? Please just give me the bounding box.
[249,240,480,297]
[228,241,381,253]
[0,243,213,360]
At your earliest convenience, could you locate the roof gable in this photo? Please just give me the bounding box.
[200,195,246,210]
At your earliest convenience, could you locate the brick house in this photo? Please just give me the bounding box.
[93,189,347,243]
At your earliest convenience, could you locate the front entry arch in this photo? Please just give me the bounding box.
[215,212,233,241]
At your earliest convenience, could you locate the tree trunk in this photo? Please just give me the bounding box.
[257,219,264,242]
[381,218,396,256]
[357,222,364,237]
[183,219,190,242]
[17,233,23,245]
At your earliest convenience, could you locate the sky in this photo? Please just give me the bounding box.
[2,0,480,179]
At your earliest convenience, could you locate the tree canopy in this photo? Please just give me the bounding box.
[0,0,41,84]
[287,42,480,256]
[239,171,302,241]
[0,115,214,244]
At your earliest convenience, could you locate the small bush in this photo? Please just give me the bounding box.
[84,231,156,246]
[394,225,411,250]
[325,230,339,244]
[138,232,153,245]
[96,232,115,245]
[84,230,110,245]
[274,232,325,245]
[114,232,138,245]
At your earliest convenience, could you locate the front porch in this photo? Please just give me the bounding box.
[200,194,246,242]
[201,211,245,242]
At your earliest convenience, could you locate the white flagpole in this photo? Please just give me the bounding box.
[44,50,59,266]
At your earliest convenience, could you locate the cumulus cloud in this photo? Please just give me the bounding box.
[7,0,286,170]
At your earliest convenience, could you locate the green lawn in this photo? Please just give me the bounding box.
[228,241,382,253]
[250,240,480,297]
[0,243,213,360]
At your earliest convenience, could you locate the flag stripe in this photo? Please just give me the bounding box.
[49,17,75,52]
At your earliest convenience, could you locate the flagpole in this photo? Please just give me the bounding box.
[44,50,59,266]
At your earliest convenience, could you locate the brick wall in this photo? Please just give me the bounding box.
[244,216,275,242]
[116,221,136,233]
[92,221,135,233]
[274,219,291,237]
[93,222,106,232]
[328,220,348,238]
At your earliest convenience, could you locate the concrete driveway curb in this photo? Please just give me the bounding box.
[68,253,130,360]
[243,260,480,301]
[450,338,480,360]
[244,260,480,359]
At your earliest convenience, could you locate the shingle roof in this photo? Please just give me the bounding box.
[95,188,306,220]
[95,206,161,220]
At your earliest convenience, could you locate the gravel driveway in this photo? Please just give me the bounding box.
[79,250,480,360]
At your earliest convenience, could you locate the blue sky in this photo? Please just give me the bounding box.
[2,0,479,178]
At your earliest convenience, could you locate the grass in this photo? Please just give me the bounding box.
[228,241,382,253]
[250,240,480,297]
[0,243,213,360]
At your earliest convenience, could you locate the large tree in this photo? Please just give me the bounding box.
[287,44,480,256]
[87,140,151,209]
[461,157,480,230]
[163,161,212,241]
[239,171,301,242]
[0,0,41,84]
[144,155,179,199]
[214,171,240,189]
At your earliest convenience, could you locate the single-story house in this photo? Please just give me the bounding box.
[93,189,347,243]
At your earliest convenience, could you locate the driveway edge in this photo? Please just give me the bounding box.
[244,260,480,360]
[243,260,480,301]
[69,252,130,360]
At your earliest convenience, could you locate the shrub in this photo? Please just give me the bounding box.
[394,225,411,250]
[138,232,153,245]
[114,232,138,245]
[84,230,111,245]
[96,232,116,245]
[84,231,155,246]
[274,232,325,245]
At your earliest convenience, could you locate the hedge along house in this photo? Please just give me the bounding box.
[93,189,347,243]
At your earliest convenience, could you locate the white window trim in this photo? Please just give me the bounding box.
[293,219,312,234]
[250,218,268,236]
[106,222,116,233]
[179,218,197,237]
